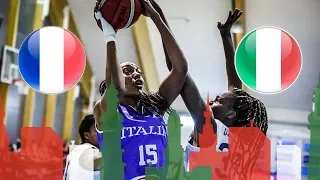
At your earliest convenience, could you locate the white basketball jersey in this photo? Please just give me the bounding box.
[184,119,229,171]
[63,143,100,180]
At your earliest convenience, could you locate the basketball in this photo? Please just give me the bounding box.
[96,0,142,30]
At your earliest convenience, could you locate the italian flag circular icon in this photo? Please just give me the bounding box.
[235,26,302,94]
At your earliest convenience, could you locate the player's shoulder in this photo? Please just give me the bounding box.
[69,143,92,155]
[214,119,227,128]
[94,97,109,113]
[214,118,223,125]
[214,119,228,136]
[94,99,109,115]
[185,138,200,152]
[82,145,101,157]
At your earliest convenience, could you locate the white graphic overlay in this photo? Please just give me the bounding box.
[276,143,301,180]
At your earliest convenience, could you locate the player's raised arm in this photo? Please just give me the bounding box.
[151,0,214,133]
[140,0,188,106]
[218,9,243,90]
[93,8,125,127]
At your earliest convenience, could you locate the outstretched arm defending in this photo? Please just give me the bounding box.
[141,0,188,107]
[217,9,243,90]
[151,1,214,134]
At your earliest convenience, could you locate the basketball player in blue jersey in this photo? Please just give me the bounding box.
[93,0,188,179]
[156,8,268,171]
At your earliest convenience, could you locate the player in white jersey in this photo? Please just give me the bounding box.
[158,8,268,172]
[184,119,229,171]
[63,115,101,180]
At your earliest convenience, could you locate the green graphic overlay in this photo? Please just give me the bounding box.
[100,84,125,179]
[307,75,320,179]
[100,84,213,179]
[164,111,185,179]
[100,84,270,179]
[145,111,185,180]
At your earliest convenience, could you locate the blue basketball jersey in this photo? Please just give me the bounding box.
[96,105,168,180]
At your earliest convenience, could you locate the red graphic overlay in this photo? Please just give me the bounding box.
[0,96,63,179]
[189,95,270,179]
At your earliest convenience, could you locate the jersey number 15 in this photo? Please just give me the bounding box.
[138,144,158,166]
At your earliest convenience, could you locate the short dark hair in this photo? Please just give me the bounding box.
[78,114,95,143]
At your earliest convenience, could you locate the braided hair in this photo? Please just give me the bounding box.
[189,88,268,145]
[99,80,172,116]
[231,87,268,134]
[224,88,268,178]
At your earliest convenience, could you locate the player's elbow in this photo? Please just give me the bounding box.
[171,60,188,75]
[171,64,188,80]
[180,62,188,75]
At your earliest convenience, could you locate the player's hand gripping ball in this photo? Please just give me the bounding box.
[94,0,142,31]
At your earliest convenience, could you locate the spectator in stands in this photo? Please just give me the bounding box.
[12,138,21,152]
[8,144,14,151]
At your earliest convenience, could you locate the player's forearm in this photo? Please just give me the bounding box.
[155,7,170,30]
[220,32,242,89]
[155,7,175,70]
[157,9,173,71]
[106,42,125,96]
[151,15,188,74]
[152,1,178,70]
[180,76,207,131]
[163,52,214,132]
[158,12,211,131]
[163,52,206,130]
